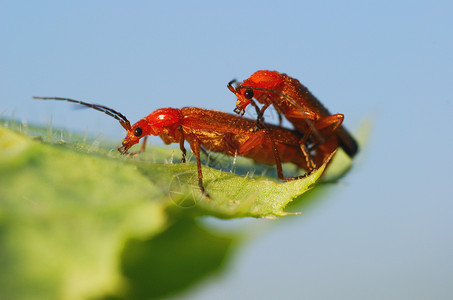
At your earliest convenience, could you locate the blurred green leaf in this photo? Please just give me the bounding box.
[106,218,235,300]
[0,125,168,300]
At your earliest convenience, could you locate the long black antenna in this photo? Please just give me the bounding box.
[33,96,131,130]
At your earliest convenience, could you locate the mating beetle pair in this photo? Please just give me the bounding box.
[35,70,358,198]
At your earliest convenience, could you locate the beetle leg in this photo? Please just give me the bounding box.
[263,130,285,179]
[311,114,358,158]
[263,130,309,180]
[317,114,344,134]
[189,139,210,199]
[125,136,148,157]
[256,103,271,129]
[299,142,317,171]
[309,114,344,151]
[140,136,148,153]
[178,126,187,163]
[247,100,264,130]
[291,124,317,171]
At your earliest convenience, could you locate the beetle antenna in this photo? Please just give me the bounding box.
[33,96,131,130]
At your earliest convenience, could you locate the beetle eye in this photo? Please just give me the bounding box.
[244,88,254,99]
[134,127,142,137]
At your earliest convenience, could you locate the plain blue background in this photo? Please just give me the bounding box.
[2,1,452,299]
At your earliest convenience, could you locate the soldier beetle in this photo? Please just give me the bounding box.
[228,70,358,169]
[34,97,326,198]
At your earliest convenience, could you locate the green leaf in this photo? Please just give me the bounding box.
[137,159,326,218]
[0,121,346,299]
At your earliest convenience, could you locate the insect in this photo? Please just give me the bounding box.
[228,70,358,169]
[33,96,326,198]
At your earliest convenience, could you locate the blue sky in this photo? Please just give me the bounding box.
[2,1,453,299]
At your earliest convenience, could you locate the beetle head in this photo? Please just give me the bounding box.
[228,80,254,116]
[228,70,285,116]
[118,108,182,154]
